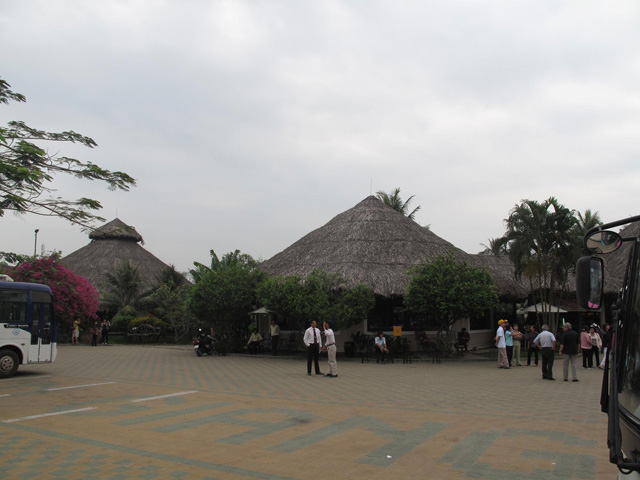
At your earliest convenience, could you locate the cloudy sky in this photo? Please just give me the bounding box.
[2,1,640,274]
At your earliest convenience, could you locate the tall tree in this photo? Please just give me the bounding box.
[187,252,264,352]
[100,261,151,326]
[257,269,374,332]
[500,197,576,332]
[154,265,188,289]
[376,188,421,220]
[189,249,258,283]
[572,209,602,260]
[0,78,135,231]
[404,252,498,340]
[150,283,196,343]
[478,237,508,256]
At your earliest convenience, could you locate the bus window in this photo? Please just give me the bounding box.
[0,290,28,324]
[32,291,52,304]
[31,303,40,345]
[41,304,51,345]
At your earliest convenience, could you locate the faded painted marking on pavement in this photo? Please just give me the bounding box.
[46,381,117,391]
[2,407,97,423]
[131,390,199,403]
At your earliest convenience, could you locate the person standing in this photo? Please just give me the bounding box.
[589,325,602,367]
[101,319,111,345]
[495,320,510,369]
[270,319,280,356]
[504,321,514,367]
[303,320,323,375]
[91,321,99,347]
[526,325,539,366]
[559,322,579,382]
[323,321,338,377]
[600,324,612,369]
[72,319,80,345]
[580,327,593,368]
[511,324,523,366]
[534,324,556,380]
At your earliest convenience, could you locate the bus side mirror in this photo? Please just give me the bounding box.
[585,230,622,254]
[576,256,604,310]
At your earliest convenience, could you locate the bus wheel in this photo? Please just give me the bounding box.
[0,350,19,378]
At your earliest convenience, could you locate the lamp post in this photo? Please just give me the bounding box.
[34,229,39,257]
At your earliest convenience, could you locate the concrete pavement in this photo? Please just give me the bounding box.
[0,345,615,479]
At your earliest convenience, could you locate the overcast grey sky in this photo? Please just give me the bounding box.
[2,1,640,274]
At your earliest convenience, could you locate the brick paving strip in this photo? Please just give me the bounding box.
[0,345,616,479]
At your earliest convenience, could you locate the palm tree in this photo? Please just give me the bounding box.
[101,261,150,319]
[189,249,259,283]
[376,188,421,220]
[478,237,508,256]
[573,209,602,255]
[500,197,576,332]
[155,264,187,289]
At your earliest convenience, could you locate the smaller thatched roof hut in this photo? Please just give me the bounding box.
[62,218,173,292]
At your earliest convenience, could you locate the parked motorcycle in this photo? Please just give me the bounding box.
[193,329,215,356]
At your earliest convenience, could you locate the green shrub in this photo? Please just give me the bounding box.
[130,315,165,329]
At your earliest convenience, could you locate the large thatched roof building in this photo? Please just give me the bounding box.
[261,196,525,346]
[261,196,525,298]
[62,218,172,292]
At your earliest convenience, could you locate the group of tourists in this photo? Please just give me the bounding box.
[496,319,612,382]
[495,319,526,368]
[71,319,111,346]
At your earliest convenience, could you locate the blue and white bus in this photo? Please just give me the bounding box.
[0,280,57,378]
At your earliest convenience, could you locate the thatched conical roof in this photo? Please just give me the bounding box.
[260,196,523,297]
[62,218,171,292]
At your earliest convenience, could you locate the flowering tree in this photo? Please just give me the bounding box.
[9,256,99,326]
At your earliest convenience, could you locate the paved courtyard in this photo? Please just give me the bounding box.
[0,345,615,479]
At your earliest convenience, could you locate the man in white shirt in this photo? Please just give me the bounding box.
[303,320,323,376]
[374,332,389,364]
[495,320,510,369]
[323,321,338,377]
[534,324,557,380]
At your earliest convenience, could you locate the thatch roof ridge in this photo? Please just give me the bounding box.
[470,254,528,300]
[261,196,518,297]
[89,218,143,243]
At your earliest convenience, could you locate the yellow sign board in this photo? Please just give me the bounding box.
[393,326,402,337]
